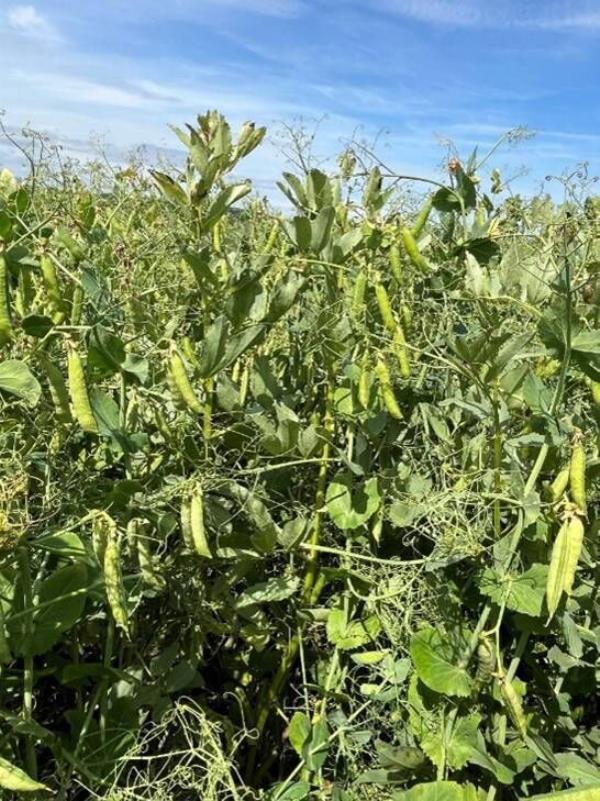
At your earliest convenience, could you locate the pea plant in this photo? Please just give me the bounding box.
[0,113,599,801]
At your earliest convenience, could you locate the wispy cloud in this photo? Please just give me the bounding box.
[211,0,306,17]
[375,0,600,30]
[534,12,600,30]
[6,4,62,43]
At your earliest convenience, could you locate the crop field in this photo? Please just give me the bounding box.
[1,111,600,800]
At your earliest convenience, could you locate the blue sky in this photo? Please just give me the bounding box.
[2,0,600,200]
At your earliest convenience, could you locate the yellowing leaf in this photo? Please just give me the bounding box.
[0,757,49,792]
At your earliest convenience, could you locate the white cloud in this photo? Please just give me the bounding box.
[535,12,600,30]
[6,5,62,43]
[212,0,306,16]
[376,0,600,30]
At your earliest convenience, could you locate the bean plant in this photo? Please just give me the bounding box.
[0,112,599,801]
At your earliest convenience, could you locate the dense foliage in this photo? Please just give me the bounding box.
[1,112,600,800]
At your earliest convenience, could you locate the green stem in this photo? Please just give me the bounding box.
[203,376,214,460]
[491,380,503,539]
[246,378,334,780]
[17,547,37,779]
[302,380,335,602]
[486,222,575,801]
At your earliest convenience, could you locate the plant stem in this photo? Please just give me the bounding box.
[246,378,334,781]
[203,376,214,459]
[17,546,37,779]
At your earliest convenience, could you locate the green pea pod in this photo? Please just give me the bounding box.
[67,348,98,434]
[104,533,129,635]
[401,227,431,274]
[0,255,12,346]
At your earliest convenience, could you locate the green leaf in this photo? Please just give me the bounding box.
[35,531,87,559]
[235,577,299,609]
[182,247,219,290]
[376,741,426,771]
[327,608,381,650]
[410,626,472,697]
[88,325,148,382]
[198,315,229,377]
[306,717,329,771]
[571,330,600,355]
[88,324,125,373]
[269,781,310,801]
[21,313,54,338]
[326,472,380,530]
[479,564,548,617]
[446,713,481,770]
[278,172,309,210]
[0,359,41,405]
[310,206,335,253]
[288,711,311,757]
[555,753,600,786]
[89,389,130,451]
[121,353,149,383]
[266,271,304,322]
[202,182,251,231]
[395,781,466,800]
[150,170,188,205]
[527,784,600,800]
[0,757,49,792]
[9,563,89,656]
[217,323,265,374]
[283,215,312,252]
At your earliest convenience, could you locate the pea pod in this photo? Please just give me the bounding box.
[498,672,527,738]
[180,495,194,550]
[239,361,250,406]
[389,244,402,283]
[375,282,396,333]
[70,284,84,325]
[410,194,434,239]
[400,227,431,274]
[154,407,172,442]
[129,518,164,592]
[474,638,495,686]
[548,466,569,504]
[181,336,200,369]
[40,355,72,424]
[591,380,600,406]
[393,326,410,380]
[41,254,66,323]
[169,351,203,414]
[0,254,12,346]
[15,265,34,319]
[546,513,584,620]
[92,512,115,566]
[190,486,212,558]
[67,347,98,434]
[358,352,371,410]
[375,358,403,419]
[104,532,129,635]
[569,440,586,514]
[264,220,280,254]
